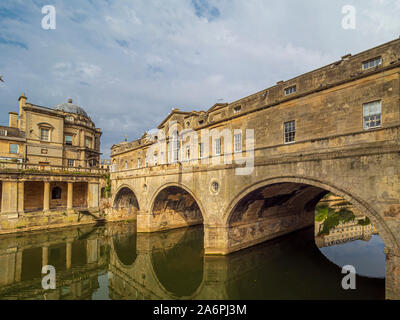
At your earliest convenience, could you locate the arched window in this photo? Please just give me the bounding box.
[52,186,62,200]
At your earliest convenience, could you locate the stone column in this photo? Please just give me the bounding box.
[42,246,49,267]
[1,181,19,218]
[136,211,153,233]
[43,182,50,212]
[204,224,230,255]
[67,182,74,211]
[385,248,400,300]
[87,183,99,209]
[17,181,24,215]
[66,241,72,270]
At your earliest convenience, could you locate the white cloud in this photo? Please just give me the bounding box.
[0,0,399,157]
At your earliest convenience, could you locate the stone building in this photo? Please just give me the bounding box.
[0,95,105,233]
[13,95,102,167]
[0,125,25,163]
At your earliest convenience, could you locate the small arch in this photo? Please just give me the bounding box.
[150,183,204,231]
[113,185,140,219]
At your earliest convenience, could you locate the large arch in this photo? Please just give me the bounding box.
[113,185,140,220]
[222,176,398,255]
[148,182,205,232]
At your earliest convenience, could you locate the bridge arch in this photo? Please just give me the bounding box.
[222,176,398,253]
[149,182,205,231]
[113,185,140,220]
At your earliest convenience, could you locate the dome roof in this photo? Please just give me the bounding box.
[54,99,88,117]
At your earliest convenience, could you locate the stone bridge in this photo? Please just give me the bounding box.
[111,139,400,256]
[110,126,400,299]
[110,39,400,298]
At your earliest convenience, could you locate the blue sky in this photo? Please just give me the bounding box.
[0,0,399,157]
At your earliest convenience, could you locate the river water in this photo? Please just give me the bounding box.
[0,222,385,300]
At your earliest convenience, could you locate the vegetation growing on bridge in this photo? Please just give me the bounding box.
[103,173,112,198]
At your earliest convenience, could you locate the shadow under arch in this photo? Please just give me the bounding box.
[149,182,205,231]
[113,185,140,219]
[223,176,398,254]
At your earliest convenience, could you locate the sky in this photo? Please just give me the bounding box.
[0,0,399,158]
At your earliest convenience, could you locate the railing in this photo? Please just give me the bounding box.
[0,161,107,175]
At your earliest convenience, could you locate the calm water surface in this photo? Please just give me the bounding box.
[0,222,385,300]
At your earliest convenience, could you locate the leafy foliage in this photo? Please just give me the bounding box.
[103,174,112,198]
[358,217,371,226]
[316,205,356,236]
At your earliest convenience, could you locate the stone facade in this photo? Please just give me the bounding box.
[110,37,400,296]
[0,95,105,233]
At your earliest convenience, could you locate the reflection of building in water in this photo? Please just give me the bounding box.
[108,225,385,300]
[316,218,376,247]
[0,226,108,300]
[0,222,390,300]
[315,194,378,248]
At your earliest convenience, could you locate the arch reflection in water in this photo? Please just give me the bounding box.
[0,221,387,300]
[109,226,204,299]
[109,224,385,300]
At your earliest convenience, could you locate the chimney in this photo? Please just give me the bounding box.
[9,112,18,128]
[18,92,27,115]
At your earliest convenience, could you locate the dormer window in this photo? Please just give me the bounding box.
[199,120,204,125]
[284,85,297,96]
[233,106,242,114]
[363,57,382,70]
